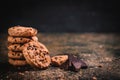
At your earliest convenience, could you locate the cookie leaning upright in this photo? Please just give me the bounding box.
[8,26,37,37]
[22,41,51,69]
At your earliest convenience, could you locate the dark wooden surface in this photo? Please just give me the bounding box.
[0,33,120,80]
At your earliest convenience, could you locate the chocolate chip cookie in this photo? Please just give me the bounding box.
[51,55,68,66]
[8,51,24,59]
[8,26,37,37]
[23,41,51,69]
[8,58,28,66]
[8,36,38,43]
[7,43,23,51]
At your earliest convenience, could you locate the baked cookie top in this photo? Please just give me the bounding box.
[22,41,51,69]
[8,26,37,37]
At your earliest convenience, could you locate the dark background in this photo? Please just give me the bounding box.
[0,0,120,33]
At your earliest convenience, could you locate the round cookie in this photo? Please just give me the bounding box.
[8,51,24,59]
[8,26,37,37]
[23,41,51,69]
[51,55,68,66]
[8,58,28,66]
[8,43,23,51]
[8,36,38,43]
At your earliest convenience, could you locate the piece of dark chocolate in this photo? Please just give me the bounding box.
[68,54,74,67]
[72,61,81,71]
[69,55,81,71]
[78,59,88,69]
[68,54,88,71]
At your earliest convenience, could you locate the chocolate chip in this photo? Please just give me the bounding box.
[20,38,22,40]
[34,54,37,56]
[14,46,17,49]
[15,39,17,42]
[43,52,46,56]
[20,44,23,47]
[17,53,20,56]
[60,61,63,63]
[27,47,30,50]
[55,57,58,60]
[31,47,34,50]
[33,45,36,47]
[29,46,32,47]
[12,53,15,56]
[46,52,49,54]
[39,59,44,62]
[41,56,44,58]
[35,52,38,55]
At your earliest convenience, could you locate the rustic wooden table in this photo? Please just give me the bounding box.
[0,33,120,80]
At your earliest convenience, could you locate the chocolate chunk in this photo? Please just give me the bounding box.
[78,59,87,69]
[68,54,81,71]
[71,55,88,71]
[71,61,81,71]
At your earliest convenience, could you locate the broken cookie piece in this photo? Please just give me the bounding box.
[51,55,68,66]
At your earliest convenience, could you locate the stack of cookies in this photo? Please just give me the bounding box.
[7,26,51,69]
[7,26,38,66]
